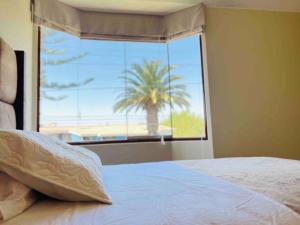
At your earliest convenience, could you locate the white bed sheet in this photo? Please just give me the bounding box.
[176,157,300,213]
[3,161,300,225]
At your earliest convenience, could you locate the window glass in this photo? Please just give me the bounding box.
[39,27,206,142]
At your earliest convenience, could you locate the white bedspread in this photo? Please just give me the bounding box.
[3,161,300,225]
[176,157,300,213]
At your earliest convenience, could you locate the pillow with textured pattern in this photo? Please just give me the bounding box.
[0,130,112,204]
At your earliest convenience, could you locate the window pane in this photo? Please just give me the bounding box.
[166,35,206,138]
[124,42,172,138]
[39,27,206,142]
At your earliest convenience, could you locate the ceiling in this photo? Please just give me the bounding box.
[59,0,300,15]
[59,0,202,15]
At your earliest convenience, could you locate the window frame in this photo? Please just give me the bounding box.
[36,27,208,145]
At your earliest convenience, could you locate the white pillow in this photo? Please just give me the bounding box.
[0,130,112,204]
[0,172,37,221]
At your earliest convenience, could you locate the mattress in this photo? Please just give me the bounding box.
[3,158,300,225]
[176,157,300,213]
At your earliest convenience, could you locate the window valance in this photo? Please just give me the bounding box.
[31,0,205,43]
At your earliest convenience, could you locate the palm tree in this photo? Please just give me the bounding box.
[113,60,190,135]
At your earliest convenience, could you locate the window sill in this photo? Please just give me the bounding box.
[69,137,208,146]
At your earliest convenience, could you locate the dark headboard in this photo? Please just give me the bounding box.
[14,51,25,130]
[0,38,24,130]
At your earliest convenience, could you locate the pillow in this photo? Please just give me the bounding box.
[0,130,112,204]
[0,172,37,222]
[0,37,17,104]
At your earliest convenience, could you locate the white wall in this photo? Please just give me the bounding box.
[85,140,213,165]
[172,140,213,160]
[0,0,37,130]
[84,142,172,165]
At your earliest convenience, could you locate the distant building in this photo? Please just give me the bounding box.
[40,123,171,142]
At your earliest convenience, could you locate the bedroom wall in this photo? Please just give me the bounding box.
[0,0,37,131]
[3,2,299,162]
[205,8,300,159]
[84,142,172,165]
[85,140,213,165]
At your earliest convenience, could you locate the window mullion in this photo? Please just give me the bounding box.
[166,43,174,139]
[124,42,129,140]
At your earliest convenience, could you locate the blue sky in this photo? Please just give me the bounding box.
[40,29,205,127]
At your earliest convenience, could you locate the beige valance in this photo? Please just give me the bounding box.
[31,0,205,43]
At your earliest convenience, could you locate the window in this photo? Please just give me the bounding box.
[38,27,207,143]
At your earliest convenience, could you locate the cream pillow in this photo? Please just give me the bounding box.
[0,130,112,204]
[0,172,37,221]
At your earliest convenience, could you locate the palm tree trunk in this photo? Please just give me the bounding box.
[146,106,159,136]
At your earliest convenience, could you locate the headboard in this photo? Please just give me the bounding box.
[0,38,23,129]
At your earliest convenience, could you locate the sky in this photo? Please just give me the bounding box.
[40,28,205,127]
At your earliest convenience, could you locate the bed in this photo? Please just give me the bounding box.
[1,37,300,225]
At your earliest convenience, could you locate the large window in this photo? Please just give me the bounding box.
[38,27,207,143]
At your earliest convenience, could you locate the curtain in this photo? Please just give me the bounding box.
[32,0,205,43]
